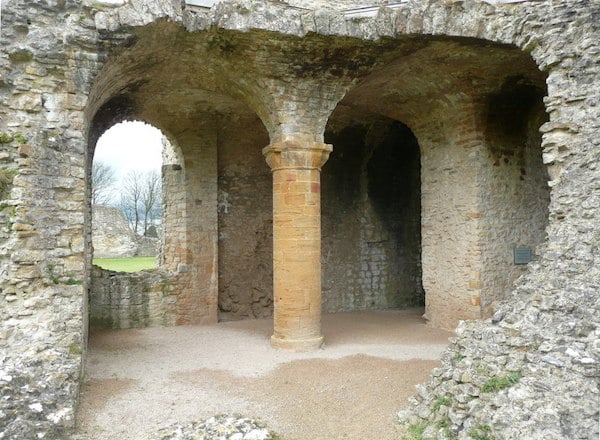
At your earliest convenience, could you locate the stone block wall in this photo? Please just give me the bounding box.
[415,92,549,330]
[479,85,550,317]
[217,113,272,320]
[92,204,159,258]
[170,125,219,325]
[90,265,175,329]
[160,151,187,272]
[418,100,486,329]
[322,117,423,312]
[0,0,598,438]
[0,2,97,437]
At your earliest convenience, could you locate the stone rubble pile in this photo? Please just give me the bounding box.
[149,415,278,440]
[398,258,599,438]
[0,0,598,438]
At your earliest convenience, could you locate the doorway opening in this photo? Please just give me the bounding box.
[91,121,164,271]
[322,115,423,312]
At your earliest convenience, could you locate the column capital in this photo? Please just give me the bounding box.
[262,141,333,172]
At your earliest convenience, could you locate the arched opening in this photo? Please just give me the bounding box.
[324,35,550,330]
[87,119,175,329]
[83,21,274,329]
[322,115,423,312]
[91,121,164,269]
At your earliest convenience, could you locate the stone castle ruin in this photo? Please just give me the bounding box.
[0,0,598,438]
[92,204,158,258]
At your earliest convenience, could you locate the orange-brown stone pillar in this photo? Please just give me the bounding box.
[263,141,332,351]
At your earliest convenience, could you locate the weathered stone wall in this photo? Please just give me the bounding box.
[136,234,160,257]
[160,143,187,272]
[173,124,219,325]
[217,113,272,320]
[0,0,598,438]
[322,116,423,312]
[89,265,174,329]
[417,100,487,329]
[479,87,550,317]
[217,112,424,319]
[92,204,159,258]
[0,1,98,437]
[387,1,599,438]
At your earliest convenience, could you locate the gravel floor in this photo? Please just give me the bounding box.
[76,309,451,440]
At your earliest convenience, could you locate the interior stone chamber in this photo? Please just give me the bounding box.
[86,20,549,335]
[0,0,597,438]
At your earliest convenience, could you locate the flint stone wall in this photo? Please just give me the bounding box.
[0,0,597,439]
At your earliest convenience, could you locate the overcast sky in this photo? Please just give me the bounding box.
[93,121,163,202]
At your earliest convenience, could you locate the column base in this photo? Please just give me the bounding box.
[270,334,324,352]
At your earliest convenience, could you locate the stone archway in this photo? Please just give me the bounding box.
[325,35,549,330]
[82,2,556,338]
[0,1,597,437]
[84,21,276,328]
[322,114,424,313]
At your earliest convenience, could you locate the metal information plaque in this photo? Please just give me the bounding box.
[514,247,532,265]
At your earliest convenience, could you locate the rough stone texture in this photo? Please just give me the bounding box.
[323,116,424,312]
[148,415,277,440]
[479,92,550,317]
[216,113,272,320]
[0,0,598,438]
[92,204,159,258]
[89,265,174,329]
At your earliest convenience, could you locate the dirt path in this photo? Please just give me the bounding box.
[76,309,452,440]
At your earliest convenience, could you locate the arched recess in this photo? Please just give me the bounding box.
[84,20,272,330]
[323,113,423,312]
[87,119,174,329]
[324,35,550,330]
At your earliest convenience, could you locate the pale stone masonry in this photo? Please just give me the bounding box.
[0,0,598,438]
[92,205,159,258]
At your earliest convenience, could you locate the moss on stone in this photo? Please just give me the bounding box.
[68,343,83,356]
[481,371,522,393]
[8,49,33,63]
[0,169,17,199]
[432,396,451,412]
[470,424,494,440]
[402,422,427,440]
[0,132,14,144]
[13,133,27,144]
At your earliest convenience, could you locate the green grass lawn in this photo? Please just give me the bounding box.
[93,257,157,272]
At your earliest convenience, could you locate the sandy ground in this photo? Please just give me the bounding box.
[76,309,452,440]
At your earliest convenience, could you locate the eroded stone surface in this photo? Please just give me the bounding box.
[0,0,598,438]
[148,415,277,440]
[92,205,159,258]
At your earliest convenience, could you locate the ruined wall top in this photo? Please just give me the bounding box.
[0,0,598,438]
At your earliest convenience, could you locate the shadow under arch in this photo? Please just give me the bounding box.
[323,34,550,330]
[323,114,423,313]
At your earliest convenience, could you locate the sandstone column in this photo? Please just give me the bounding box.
[263,140,332,351]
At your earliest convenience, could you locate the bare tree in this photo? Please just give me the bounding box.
[119,170,143,233]
[141,170,161,236]
[119,170,162,235]
[91,161,116,205]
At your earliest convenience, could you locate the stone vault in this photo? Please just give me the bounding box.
[0,0,598,438]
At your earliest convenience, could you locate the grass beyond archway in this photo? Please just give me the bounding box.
[93,257,156,272]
